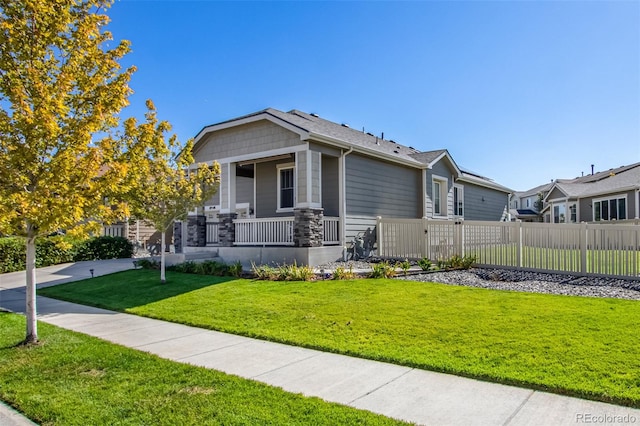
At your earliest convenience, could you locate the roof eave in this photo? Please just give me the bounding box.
[308,132,425,168]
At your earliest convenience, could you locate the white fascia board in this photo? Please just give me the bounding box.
[187,144,308,170]
[193,113,311,147]
[308,132,425,168]
[429,151,462,177]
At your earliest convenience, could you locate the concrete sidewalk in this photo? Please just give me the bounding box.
[2,261,640,425]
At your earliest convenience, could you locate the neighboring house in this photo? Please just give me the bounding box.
[543,162,640,223]
[176,108,512,265]
[509,182,553,222]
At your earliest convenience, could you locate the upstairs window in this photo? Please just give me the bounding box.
[432,176,448,217]
[454,185,464,218]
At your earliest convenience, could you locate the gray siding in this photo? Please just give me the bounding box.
[193,120,302,163]
[579,198,593,222]
[345,154,421,218]
[426,160,456,218]
[463,183,509,221]
[322,156,339,216]
[255,159,294,218]
[237,176,253,206]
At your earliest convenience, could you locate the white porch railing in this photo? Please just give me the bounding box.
[103,224,125,238]
[234,217,295,246]
[323,217,340,245]
[206,222,219,245]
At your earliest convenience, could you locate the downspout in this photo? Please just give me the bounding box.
[340,147,354,260]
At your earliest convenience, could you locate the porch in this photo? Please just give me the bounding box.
[203,216,340,246]
[174,213,344,267]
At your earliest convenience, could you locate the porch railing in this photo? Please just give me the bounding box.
[234,217,295,246]
[103,224,125,238]
[206,222,219,245]
[323,217,340,245]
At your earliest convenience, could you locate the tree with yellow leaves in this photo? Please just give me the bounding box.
[0,0,137,343]
[124,100,220,283]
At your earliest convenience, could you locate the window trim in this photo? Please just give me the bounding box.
[432,174,449,218]
[453,184,464,218]
[276,163,295,213]
[593,195,627,221]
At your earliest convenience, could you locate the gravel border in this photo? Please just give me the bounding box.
[316,260,640,301]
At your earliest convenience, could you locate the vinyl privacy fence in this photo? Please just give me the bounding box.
[376,218,640,279]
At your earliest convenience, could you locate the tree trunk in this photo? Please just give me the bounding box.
[24,234,38,343]
[160,230,166,284]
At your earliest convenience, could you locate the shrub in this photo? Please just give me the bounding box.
[229,261,243,278]
[333,265,356,280]
[0,235,78,273]
[0,237,27,273]
[443,254,477,270]
[135,258,160,270]
[73,236,133,261]
[417,258,432,271]
[251,262,278,281]
[369,261,396,279]
[396,259,411,276]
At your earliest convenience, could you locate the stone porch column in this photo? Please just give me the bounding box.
[217,213,237,247]
[186,215,206,247]
[294,208,324,247]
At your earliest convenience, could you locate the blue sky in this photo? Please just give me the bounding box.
[107,0,639,191]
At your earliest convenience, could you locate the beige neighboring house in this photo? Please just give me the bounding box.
[542,162,640,223]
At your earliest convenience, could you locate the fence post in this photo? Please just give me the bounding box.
[376,216,383,257]
[422,217,429,259]
[580,222,587,275]
[517,220,523,269]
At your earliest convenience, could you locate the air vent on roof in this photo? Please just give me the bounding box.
[366,132,374,136]
[396,146,401,149]
[341,123,349,128]
[310,113,319,117]
[393,150,399,154]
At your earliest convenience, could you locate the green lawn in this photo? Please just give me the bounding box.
[40,270,640,407]
[0,312,405,425]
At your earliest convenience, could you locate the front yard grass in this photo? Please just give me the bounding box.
[40,269,640,407]
[0,312,404,425]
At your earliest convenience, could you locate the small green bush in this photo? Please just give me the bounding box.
[251,262,279,281]
[73,236,133,261]
[417,258,432,271]
[396,259,411,276]
[0,235,79,273]
[369,261,396,279]
[136,258,161,270]
[229,261,243,278]
[333,265,356,280]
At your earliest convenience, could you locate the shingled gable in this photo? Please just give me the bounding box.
[193,108,459,170]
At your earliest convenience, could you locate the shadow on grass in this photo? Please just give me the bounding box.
[38,269,237,311]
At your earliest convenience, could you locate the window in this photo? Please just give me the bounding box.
[553,204,566,223]
[453,185,464,217]
[526,199,530,208]
[569,204,577,223]
[277,164,294,211]
[593,196,626,221]
[432,176,448,217]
